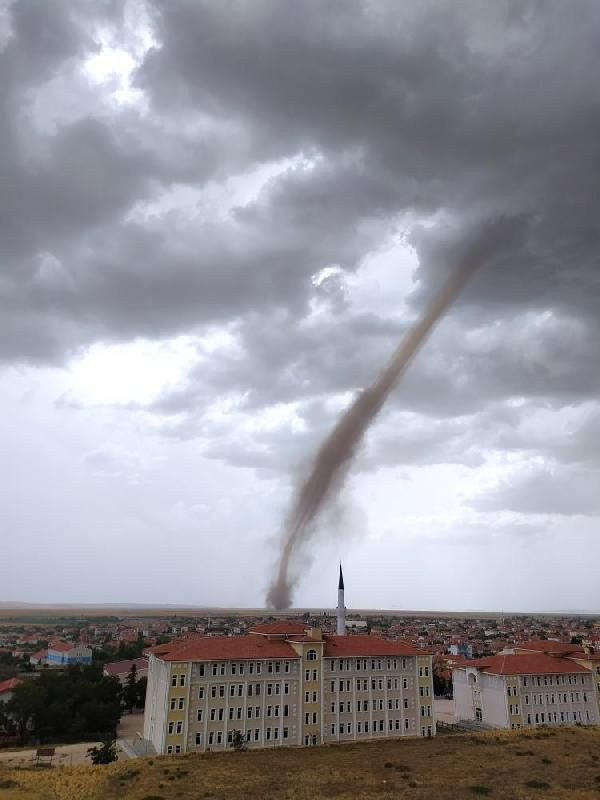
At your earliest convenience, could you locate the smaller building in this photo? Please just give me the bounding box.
[453,653,598,729]
[449,642,474,659]
[47,641,92,665]
[29,649,47,666]
[103,657,148,684]
[0,678,20,704]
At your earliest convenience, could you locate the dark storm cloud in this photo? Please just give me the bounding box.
[471,465,600,516]
[2,0,600,496]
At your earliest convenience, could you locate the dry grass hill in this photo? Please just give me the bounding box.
[0,726,599,799]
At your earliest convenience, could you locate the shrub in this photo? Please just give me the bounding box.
[525,780,550,789]
[408,781,418,788]
[0,780,18,789]
[469,787,491,796]
[541,757,552,764]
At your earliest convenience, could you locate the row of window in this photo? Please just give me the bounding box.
[330,698,410,713]
[197,704,296,723]
[304,712,318,725]
[330,718,411,735]
[305,670,319,681]
[197,661,295,678]
[527,710,594,724]
[198,682,290,700]
[329,677,411,693]
[193,727,292,747]
[521,674,588,687]
[329,658,415,672]
[524,692,591,705]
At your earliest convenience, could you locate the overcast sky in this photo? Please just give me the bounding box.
[2,0,599,612]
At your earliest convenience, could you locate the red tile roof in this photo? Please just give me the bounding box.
[513,640,584,655]
[48,640,75,653]
[153,636,299,662]
[249,621,307,636]
[459,654,591,676]
[0,678,20,694]
[103,657,148,676]
[323,635,427,658]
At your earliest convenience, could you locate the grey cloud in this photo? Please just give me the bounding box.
[471,464,600,515]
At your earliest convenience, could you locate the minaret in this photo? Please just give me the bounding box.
[336,563,346,636]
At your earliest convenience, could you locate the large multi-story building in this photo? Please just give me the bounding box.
[453,652,599,729]
[143,569,435,754]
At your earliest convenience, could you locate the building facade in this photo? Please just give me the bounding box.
[143,621,434,754]
[453,653,599,729]
[47,641,92,665]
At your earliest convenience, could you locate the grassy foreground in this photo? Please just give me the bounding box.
[1,726,599,800]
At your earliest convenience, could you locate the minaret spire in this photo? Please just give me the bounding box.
[336,563,346,636]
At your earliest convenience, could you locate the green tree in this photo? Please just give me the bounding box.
[7,665,122,745]
[230,729,245,750]
[136,675,147,709]
[87,737,118,765]
[123,663,138,712]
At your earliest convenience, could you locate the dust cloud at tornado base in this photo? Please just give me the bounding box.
[266,219,513,609]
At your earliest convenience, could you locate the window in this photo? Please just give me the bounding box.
[199,686,205,699]
[231,663,237,675]
[307,649,317,661]
[248,707,253,719]
[255,683,261,696]
[254,729,260,741]
[266,727,272,741]
[256,706,261,718]
[210,709,216,721]
[167,745,173,754]
[268,684,273,695]
[229,708,234,720]
[217,732,223,744]
[267,705,273,718]
[284,662,290,673]
[208,732,214,745]
[283,727,289,739]
[312,691,317,703]
[176,721,183,734]
[212,664,218,676]
[171,675,177,687]
[220,664,225,676]
[284,683,289,695]
[219,685,225,697]
[256,663,262,674]
[239,663,245,675]
[275,684,281,695]
[230,684,236,697]
[404,718,409,730]
[403,678,408,689]
[197,709,203,722]
[211,686,217,698]
[195,733,202,745]
[218,709,224,722]
[331,702,335,713]
[175,745,182,753]
[249,662,254,675]
[331,681,336,692]
[275,705,280,716]
[170,698,177,710]
[268,662,273,673]
[237,707,242,720]
[227,731,233,744]
[178,698,185,710]
[168,722,174,734]
[312,670,318,681]
[283,704,289,717]
[404,698,409,709]
[248,684,253,697]
[238,684,244,697]
[340,722,345,734]
[179,674,186,687]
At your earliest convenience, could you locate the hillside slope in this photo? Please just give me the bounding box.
[0,726,599,799]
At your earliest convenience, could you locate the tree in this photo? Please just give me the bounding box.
[87,737,118,765]
[136,676,147,709]
[230,729,245,750]
[124,664,138,712]
[7,665,122,745]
